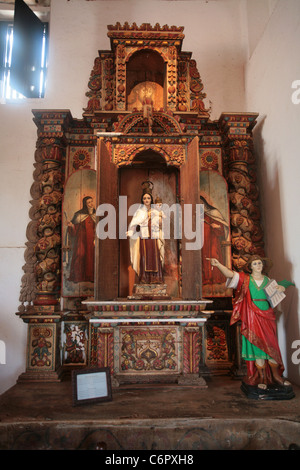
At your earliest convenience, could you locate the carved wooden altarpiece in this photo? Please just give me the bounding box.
[17,23,265,386]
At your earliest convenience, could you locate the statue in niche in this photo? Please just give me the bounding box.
[67,196,96,283]
[208,255,295,400]
[141,85,154,134]
[126,181,169,299]
[127,82,160,134]
[127,81,162,113]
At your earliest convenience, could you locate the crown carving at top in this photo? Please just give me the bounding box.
[108,22,184,33]
[107,22,185,45]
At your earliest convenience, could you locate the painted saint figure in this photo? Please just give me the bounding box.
[207,255,294,390]
[67,196,96,283]
[201,195,229,286]
[127,182,164,284]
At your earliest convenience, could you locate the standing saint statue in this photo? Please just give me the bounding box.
[126,181,164,285]
[207,255,295,398]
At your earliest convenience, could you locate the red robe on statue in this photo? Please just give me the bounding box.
[139,213,163,284]
[230,272,284,384]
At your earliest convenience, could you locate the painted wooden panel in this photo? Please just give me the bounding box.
[95,139,119,300]
[180,137,202,300]
[62,169,96,297]
[200,170,232,297]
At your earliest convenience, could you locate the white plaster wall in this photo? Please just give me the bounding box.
[0,104,38,393]
[45,0,247,120]
[245,0,300,384]
[244,0,279,58]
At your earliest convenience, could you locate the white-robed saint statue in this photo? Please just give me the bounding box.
[126,181,165,284]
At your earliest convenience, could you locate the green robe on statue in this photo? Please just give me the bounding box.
[241,276,293,361]
[242,276,272,361]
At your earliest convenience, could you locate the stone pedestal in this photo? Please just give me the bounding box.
[17,310,63,383]
[128,283,170,300]
[241,381,295,401]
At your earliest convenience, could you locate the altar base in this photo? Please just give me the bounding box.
[83,299,212,387]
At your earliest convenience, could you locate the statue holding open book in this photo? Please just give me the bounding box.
[208,255,295,399]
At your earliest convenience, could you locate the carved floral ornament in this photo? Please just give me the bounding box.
[113,143,185,167]
[113,110,185,135]
[222,132,265,271]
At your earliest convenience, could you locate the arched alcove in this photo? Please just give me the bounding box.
[131,149,168,168]
[119,149,180,298]
[126,49,166,111]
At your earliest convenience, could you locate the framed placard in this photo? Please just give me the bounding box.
[72,367,112,406]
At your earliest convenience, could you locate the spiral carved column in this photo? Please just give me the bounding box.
[219,113,265,378]
[17,110,72,383]
[33,139,65,308]
[219,113,265,272]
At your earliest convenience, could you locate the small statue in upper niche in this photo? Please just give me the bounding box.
[141,86,154,134]
[207,255,295,400]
